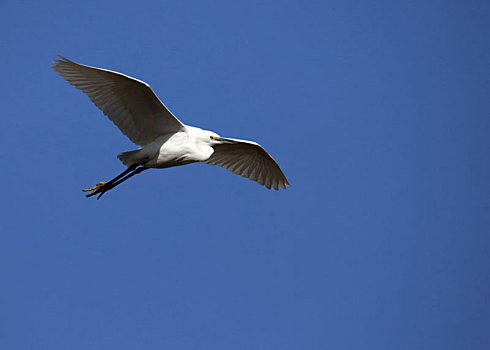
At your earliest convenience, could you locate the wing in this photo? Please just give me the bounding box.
[204,138,289,190]
[51,56,185,146]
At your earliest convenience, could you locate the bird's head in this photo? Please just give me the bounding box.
[204,130,238,145]
[207,131,220,144]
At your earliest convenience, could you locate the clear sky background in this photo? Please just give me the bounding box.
[1,1,489,349]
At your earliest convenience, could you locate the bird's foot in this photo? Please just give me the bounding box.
[82,181,110,198]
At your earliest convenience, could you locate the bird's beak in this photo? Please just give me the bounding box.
[216,137,239,144]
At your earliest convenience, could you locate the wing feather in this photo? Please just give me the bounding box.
[51,56,184,146]
[205,139,289,190]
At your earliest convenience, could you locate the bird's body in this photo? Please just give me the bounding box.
[119,126,216,169]
[51,56,289,198]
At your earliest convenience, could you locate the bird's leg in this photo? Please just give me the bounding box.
[83,164,138,198]
[96,166,148,200]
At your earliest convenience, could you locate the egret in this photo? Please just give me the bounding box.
[51,56,289,199]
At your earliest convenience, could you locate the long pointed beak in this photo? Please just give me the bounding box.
[216,137,239,144]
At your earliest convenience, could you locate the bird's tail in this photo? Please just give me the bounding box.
[117,150,142,167]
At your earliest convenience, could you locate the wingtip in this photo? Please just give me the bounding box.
[56,54,70,62]
[278,180,290,190]
[50,55,71,69]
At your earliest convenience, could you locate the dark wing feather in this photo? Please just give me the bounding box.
[205,139,289,190]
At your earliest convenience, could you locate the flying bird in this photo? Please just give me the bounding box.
[51,56,289,199]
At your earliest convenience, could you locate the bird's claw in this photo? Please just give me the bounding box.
[82,181,108,198]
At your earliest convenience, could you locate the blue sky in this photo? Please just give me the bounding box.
[1,1,489,349]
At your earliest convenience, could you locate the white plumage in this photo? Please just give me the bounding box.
[51,56,289,198]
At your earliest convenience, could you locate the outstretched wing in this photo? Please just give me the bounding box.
[205,138,289,190]
[51,56,185,146]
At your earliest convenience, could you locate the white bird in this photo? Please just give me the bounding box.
[51,56,289,199]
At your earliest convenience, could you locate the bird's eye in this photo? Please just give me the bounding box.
[210,136,217,141]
